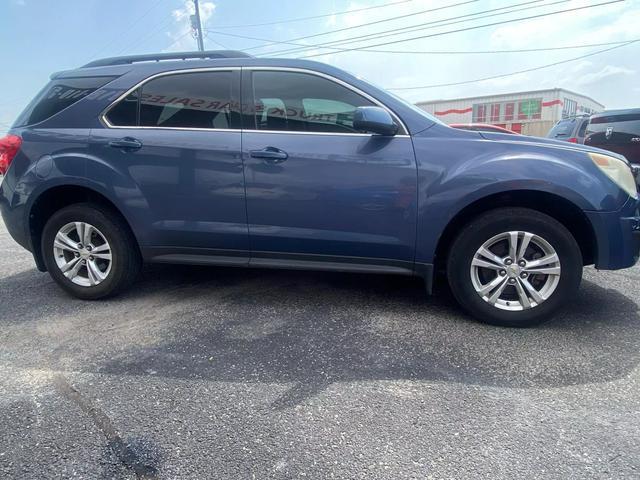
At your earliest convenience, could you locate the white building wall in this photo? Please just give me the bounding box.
[415,88,604,137]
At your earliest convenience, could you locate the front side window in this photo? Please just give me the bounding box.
[251,71,377,133]
[105,71,237,129]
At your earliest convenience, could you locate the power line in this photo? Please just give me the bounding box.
[203,0,543,54]
[282,0,568,58]
[116,0,202,56]
[115,14,177,55]
[297,0,625,59]
[202,0,571,58]
[164,31,193,51]
[256,0,549,57]
[241,0,480,53]
[387,39,640,90]
[310,39,639,56]
[205,0,570,57]
[210,0,414,29]
[89,0,167,59]
[203,31,231,50]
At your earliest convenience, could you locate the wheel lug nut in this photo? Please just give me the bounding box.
[499,270,506,276]
[508,278,516,284]
[86,245,92,251]
[74,252,80,257]
[518,260,526,267]
[521,272,528,278]
[77,244,83,249]
[81,260,87,265]
[504,258,513,265]
[89,256,94,261]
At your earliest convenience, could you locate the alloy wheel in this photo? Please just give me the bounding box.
[470,231,561,311]
[53,222,112,287]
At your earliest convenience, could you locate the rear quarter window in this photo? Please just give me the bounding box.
[14,76,116,127]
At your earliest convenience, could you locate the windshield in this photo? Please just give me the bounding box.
[384,89,445,125]
[355,74,445,126]
[547,119,577,138]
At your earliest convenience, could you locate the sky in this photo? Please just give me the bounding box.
[0,0,638,133]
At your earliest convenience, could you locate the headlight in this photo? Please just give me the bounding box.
[589,152,638,199]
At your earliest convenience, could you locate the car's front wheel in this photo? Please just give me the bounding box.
[41,203,141,299]
[447,208,583,327]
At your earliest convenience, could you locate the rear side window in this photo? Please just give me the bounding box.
[105,71,237,129]
[14,76,115,127]
[547,119,575,138]
[251,71,377,133]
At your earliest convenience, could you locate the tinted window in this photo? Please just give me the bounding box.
[14,76,115,126]
[589,112,640,124]
[106,90,138,126]
[578,119,589,137]
[586,114,640,145]
[105,71,236,129]
[547,119,575,138]
[251,71,376,133]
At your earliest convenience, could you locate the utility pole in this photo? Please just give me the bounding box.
[192,0,205,51]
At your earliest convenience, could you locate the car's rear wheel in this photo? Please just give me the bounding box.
[41,203,141,299]
[447,208,582,327]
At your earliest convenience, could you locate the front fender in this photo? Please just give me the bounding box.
[412,134,628,264]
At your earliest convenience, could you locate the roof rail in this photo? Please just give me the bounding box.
[82,50,252,68]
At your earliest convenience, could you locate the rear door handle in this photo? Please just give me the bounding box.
[109,137,143,151]
[249,147,288,163]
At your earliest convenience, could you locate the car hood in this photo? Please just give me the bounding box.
[479,132,630,163]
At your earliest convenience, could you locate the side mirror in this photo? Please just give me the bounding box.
[353,106,398,136]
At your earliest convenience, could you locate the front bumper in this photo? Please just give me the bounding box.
[585,196,640,270]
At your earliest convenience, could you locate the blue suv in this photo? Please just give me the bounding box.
[1,51,639,327]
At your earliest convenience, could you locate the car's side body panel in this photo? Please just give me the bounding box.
[1,55,639,290]
[411,124,632,266]
[0,127,94,250]
[239,66,418,265]
[242,131,418,263]
[87,128,248,253]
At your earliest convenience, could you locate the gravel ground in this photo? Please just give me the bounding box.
[1,218,639,479]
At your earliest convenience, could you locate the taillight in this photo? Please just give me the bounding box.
[0,134,22,175]
[567,137,578,143]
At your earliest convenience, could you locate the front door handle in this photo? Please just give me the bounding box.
[249,147,288,163]
[109,137,143,151]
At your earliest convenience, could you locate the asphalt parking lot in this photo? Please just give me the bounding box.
[1,218,639,479]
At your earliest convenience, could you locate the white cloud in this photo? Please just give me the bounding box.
[490,0,631,48]
[288,0,640,108]
[572,65,635,86]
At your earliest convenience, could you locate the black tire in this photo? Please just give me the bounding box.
[447,207,582,327]
[41,203,141,299]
